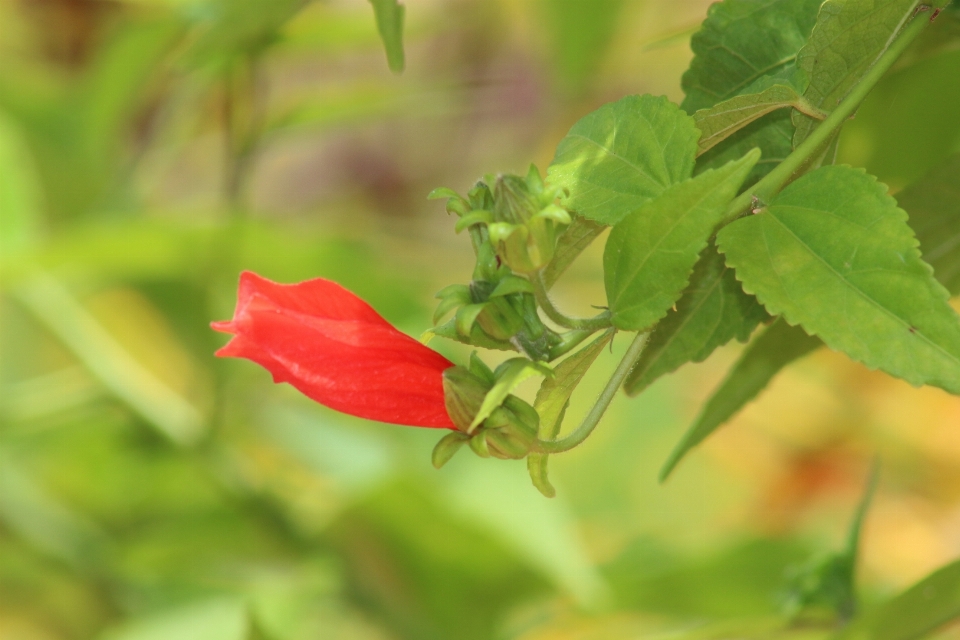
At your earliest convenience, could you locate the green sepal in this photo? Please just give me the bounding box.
[470,358,552,431]
[455,303,487,338]
[534,204,572,226]
[431,431,470,469]
[489,275,535,298]
[427,187,460,200]
[430,318,516,352]
[442,366,492,432]
[483,427,531,460]
[433,284,472,324]
[469,431,491,457]
[454,210,493,233]
[527,454,556,498]
[526,163,544,193]
[476,297,525,341]
[468,352,495,385]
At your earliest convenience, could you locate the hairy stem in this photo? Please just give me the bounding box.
[720,9,932,225]
[531,271,612,331]
[536,330,649,453]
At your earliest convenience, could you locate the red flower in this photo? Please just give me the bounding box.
[212,271,456,429]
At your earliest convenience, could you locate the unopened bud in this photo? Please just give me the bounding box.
[494,175,540,224]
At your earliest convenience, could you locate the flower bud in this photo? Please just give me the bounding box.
[494,175,540,224]
[442,365,491,432]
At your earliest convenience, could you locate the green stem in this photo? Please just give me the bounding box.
[546,328,596,361]
[536,330,649,453]
[531,271,612,331]
[720,9,932,225]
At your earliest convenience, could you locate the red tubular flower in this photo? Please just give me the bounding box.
[212,271,457,429]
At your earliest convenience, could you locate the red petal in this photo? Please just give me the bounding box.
[213,273,456,429]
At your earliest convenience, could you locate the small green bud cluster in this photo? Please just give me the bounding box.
[429,167,571,361]
[432,354,540,468]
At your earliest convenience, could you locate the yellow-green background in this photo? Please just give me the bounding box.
[1,0,959,638]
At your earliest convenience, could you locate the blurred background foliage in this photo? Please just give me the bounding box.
[1,0,959,638]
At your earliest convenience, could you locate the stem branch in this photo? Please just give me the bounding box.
[536,330,649,453]
[532,271,612,331]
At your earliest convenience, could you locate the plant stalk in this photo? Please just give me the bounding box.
[536,330,649,453]
[531,271,612,331]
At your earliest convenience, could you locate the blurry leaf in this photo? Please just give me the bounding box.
[605,150,758,331]
[838,48,960,190]
[12,274,205,445]
[471,359,551,429]
[792,0,935,147]
[624,241,768,396]
[529,331,613,497]
[182,0,306,68]
[660,318,821,480]
[548,95,700,225]
[0,16,183,221]
[784,463,878,621]
[440,458,609,608]
[99,598,248,640]
[0,115,42,255]
[1,367,101,424]
[718,165,960,393]
[605,537,811,618]
[542,216,606,290]
[682,0,821,184]
[539,0,626,94]
[0,451,107,569]
[260,402,394,493]
[369,0,406,73]
[82,17,184,159]
[326,480,550,640]
[840,559,960,640]
[899,153,960,295]
[694,84,812,154]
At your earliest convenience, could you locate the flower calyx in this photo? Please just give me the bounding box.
[433,353,543,468]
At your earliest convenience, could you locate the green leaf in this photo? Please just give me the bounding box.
[682,0,822,185]
[660,318,821,480]
[898,153,960,295]
[681,0,822,112]
[605,149,759,331]
[547,95,701,225]
[541,216,606,290]
[694,84,812,154]
[100,598,248,640]
[470,359,552,430]
[717,164,960,394]
[792,0,922,147]
[369,0,406,74]
[624,241,768,396]
[840,559,960,640]
[528,331,613,498]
